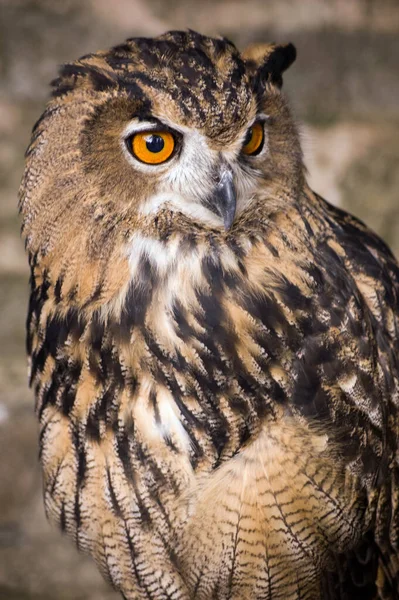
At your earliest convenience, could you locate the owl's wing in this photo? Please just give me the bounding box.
[307,196,399,598]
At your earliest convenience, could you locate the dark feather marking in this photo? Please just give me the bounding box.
[274,277,312,312]
[116,428,134,482]
[106,469,122,518]
[61,381,77,416]
[51,63,119,97]
[38,380,58,420]
[124,526,152,599]
[59,502,66,532]
[195,288,224,330]
[86,411,101,442]
[120,256,157,331]
[54,277,62,302]
[171,301,195,339]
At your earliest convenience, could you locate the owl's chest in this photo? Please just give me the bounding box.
[144,413,366,600]
[124,230,292,398]
[122,234,287,466]
[119,236,371,592]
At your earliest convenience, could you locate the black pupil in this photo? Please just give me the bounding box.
[244,128,253,146]
[145,134,165,153]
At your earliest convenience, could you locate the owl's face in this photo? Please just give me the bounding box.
[20,31,301,305]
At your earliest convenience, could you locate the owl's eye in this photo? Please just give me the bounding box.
[129,131,176,165]
[242,122,264,156]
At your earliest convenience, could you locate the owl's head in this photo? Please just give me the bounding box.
[20,30,301,303]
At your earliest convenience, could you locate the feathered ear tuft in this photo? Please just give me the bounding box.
[242,42,296,88]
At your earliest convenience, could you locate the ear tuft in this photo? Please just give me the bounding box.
[243,42,296,88]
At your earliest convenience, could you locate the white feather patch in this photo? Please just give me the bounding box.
[127,232,181,276]
[157,388,192,451]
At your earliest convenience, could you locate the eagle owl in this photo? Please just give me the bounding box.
[19,30,399,599]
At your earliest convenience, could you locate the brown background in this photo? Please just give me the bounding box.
[0,0,398,598]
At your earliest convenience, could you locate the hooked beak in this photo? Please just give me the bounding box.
[210,166,237,230]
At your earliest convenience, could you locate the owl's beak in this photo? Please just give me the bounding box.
[211,166,237,230]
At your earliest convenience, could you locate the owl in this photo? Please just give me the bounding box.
[19,30,399,600]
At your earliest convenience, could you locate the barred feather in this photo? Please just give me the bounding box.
[20,30,399,599]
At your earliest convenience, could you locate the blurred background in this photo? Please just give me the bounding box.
[0,0,398,598]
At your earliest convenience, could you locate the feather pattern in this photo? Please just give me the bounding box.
[20,30,399,599]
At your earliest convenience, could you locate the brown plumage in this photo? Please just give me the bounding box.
[19,30,399,599]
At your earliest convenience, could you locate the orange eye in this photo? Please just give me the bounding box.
[130,130,175,165]
[242,122,264,156]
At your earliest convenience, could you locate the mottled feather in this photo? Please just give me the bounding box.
[20,30,399,600]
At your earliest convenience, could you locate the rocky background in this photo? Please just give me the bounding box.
[0,0,398,598]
